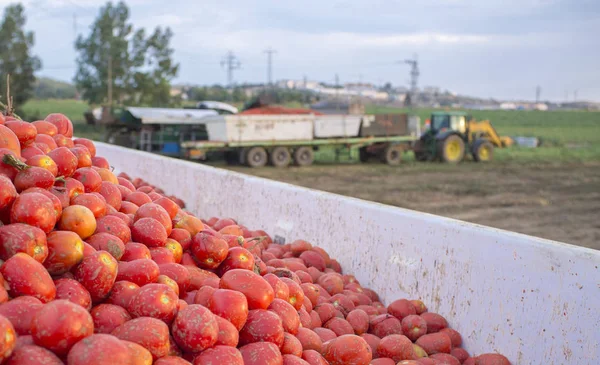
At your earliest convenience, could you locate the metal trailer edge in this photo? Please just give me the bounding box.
[94,140,600,365]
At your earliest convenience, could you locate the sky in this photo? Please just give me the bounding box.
[4,0,600,101]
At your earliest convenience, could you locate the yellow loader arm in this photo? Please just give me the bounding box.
[467,120,513,147]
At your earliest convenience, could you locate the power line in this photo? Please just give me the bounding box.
[220,51,241,87]
[264,47,276,86]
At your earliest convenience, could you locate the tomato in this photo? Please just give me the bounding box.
[74,251,118,303]
[112,317,170,360]
[85,232,125,260]
[45,113,73,137]
[47,147,78,177]
[117,176,135,191]
[116,258,160,286]
[239,309,284,347]
[128,283,178,324]
[32,121,58,136]
[122,340,153,365]
[72,167,102,193]
[121,242,151,261]
[173,215,204,236]
[0,314,16,362]
[0,223,47,263]
[59,205,97,239]
[171,304,218,353]
[207,289,248,331]
[73,138,96,157]
[126,191,152,206]
[54,278,92,310]
[157,263,189,296]
[268,298,300,335]
[134,203,172,235]
[10,192,56,233]
[120,201,139,214]
[154,356,193,365]
[217,247,255,276]
[370,314,403,338]
[0,253,55,302]
[94,167,118,184]
[157,275,180,297]
[150,247,175,264]
[190,232,228,269]
[31,299,93,356]
[90,304,132,334]
[0,296,42,336]
[169,228,191,250]
[99,181,122,210]
[164,238,183,263]
[70,146,93,168]
[49,186,70,209]
[214,315,239,347]
[0,125,20,157]
[154,197,179,220]
[193,346,243,365]
[5,121,36,146]
[4,344,63,364]
[91,156,109,169]
[322,335,372,365]
[302,350,329,365]
[14,166,55,192]
[95,215,131,244]
[105,280,140,309]
[44,231,84,275]
[219,269,274,310]
[35,134,57,150]
[53,134,74,148]
[71,193,106,218]
[132,217,167,248]
[25,155,58,176]
[239,342,283,365]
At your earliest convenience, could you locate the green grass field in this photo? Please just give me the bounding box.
[18,98,600,163]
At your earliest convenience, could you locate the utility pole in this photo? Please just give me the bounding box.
[535,85,541,103]
[398,54,419,107]
[264,47,276,86]
[107,55,113,106]
[220,51,241,87]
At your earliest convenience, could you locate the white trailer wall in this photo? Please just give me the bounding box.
[95,142,600,364]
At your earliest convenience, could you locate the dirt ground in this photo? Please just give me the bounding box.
[225,161,600,250]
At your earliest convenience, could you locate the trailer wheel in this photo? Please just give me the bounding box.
[270,147,291,168]
[294,147,314,167]
[245,147,268,168]
[381,144,403,165]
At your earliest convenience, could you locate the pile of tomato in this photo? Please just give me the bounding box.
[0,113,511,364]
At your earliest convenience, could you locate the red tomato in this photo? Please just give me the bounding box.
[116,259,160,286]
[0,223,47,263]
[217,246,255,276]
[239,309,284,347]
[105,281,140,309]
[0,125,20,157]
[10,193,56,233]
[157,264,190,297]
[47,147,78,177]
[121,242,151,261]
[134,203,172,235]
[99,181,122,210]
[323,335,372,365]
[268,298,301,335]
[31,120,58,136]
[214,315,239,347]
[85,232,125,260]
[171,304,218,353]
[66,334,131,365]
[0,253,55,303]
[31,299,94,356]
[112,317,170,360]
[128,283,178,324]
[90,304,132,334]
[72,167,102,193]
[54,278,92,311]
[219,269,274,310]
[0,314,16,362]
[193,346,243,365]
[91,156,109,169]
[207,289,249,331]
[74,251,118,303]
[131,217,167,248]
[4,344,63,364]
[95,215,131,244]
[239,342,283,365]
[25,155,58,176]
[73,138,96,157]
[45,113,73,137]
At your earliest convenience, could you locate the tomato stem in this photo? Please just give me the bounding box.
[1,154,29,171]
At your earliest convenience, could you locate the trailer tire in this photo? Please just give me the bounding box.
[381,144,403,165]
[294,147,314,167]
[245,147,268,168]
[239,148,249,165]
[270,147,292,168]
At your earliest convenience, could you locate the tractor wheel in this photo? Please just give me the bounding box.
[381,144,403,165]
[293,146,314,167]
[270,147,292,168]
[245,147,268,168]
[438,135,465,163]
[472,139,494,162]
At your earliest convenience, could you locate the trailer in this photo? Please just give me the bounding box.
[180,113,422,167]
[94,140,600,365]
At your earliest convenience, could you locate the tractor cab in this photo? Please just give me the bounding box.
[429,111,469,134]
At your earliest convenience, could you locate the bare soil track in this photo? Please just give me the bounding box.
[225,161,600,250]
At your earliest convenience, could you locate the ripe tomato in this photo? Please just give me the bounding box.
[132,217,167,248]
[239,342,283,365]
[31,120,58,136]
[116,258,160,286]
[208,289,249,331]
[128,283,178,324]
[73,138,96,157]
[171,304,218,353]
[74,251,118,303]
[59,205,97,239]
[25,155,58,176]
[54,278,92,311]
[0,314,16,363]
[47,147,78,177]
[0,253,55,303]
[111,317,170,360]
[44,231,84,275]
[0,223,47,263]
[134,203,172,235]
[190,232,228,269]
[31,299,94,356]
[45,113,73,137]
[239,309,284,347]
[69,146,93,168]
[95,215,131,244]
[105,280,139,309]
[219,269,274,310]
[90,304,132,334]
[0,125,21,157]
[193,346,243,365]
[10,192,56,233]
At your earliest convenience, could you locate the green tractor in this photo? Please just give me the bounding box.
[413,111,513,163]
